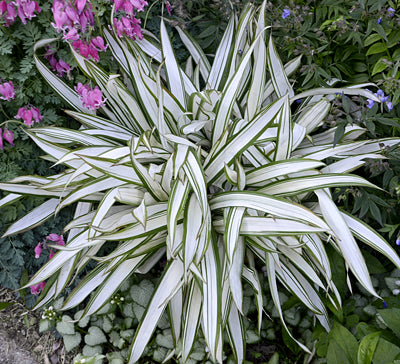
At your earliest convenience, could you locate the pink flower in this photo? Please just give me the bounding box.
[15,0,41,24]
[46,234,65,259]
[113,0,125,11]
[0,128,3,150]
[3,128,13,146]
[30,281,45,295]
[0,81,15,101]
[75,82,90,95]
[165,1,172,15]
[51,0,69,31]
[63,27,79,41]
[91,36,108,51]
[113,16,143,40]
[75,83,106,110]
[46,233,65,246]
[15,105,43,126]
[51,0,94,33]
[76,0,87,13]
[55,59,71,77]
[34,242,42,258]
[0,1,17,26]
[115,0,148,14]
[72,39,90,58]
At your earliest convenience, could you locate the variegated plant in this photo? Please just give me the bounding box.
[1,1,400,363]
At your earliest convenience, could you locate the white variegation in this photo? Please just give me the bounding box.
[1,1,399,363]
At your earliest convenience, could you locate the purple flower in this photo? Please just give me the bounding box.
[366,89,393,111]
[383,301,388,308]
[366,99,375,108]
[376,89,389,102]
[377,17,382,24]
[0,81,15,101]
[396,237,400,246]
[388,7,395,16]
[282,8,291,19]
[34,242,43,258]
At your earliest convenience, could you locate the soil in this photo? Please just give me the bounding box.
[0,287,75,364]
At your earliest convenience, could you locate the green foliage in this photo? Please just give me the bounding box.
[312,268,400,364]
[2,1,400,362]
[0,0,400,363]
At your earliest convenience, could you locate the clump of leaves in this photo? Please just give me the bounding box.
[1,1,400,363]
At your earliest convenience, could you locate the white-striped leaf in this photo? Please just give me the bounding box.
[128,258,184,364]
[315,189,378,297]
[4,198,59,237]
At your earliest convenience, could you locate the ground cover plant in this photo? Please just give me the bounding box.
[1,0,400,363]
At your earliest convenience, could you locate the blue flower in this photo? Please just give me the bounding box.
[282,9,291,19]
[396,237,400,245]
[376,89,389,102]
[366,99,375,108]
[388,7,395,17]
[378,17,382,24]
[367,89,393,110]
[383,301,388,308]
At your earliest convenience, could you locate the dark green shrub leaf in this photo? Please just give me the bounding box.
[364,34,382,47]
[328,321,358,364]
[369,201,383,226]
[374,24,388,42]
[367,43,387,56]
[377,308,400,337]
[372,59,390,76]
[372,338,400,363]
[327,339,353,364]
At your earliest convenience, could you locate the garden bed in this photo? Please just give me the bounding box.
[0,287,73,364]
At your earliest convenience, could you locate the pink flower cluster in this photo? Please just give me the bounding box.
[51,0,107,62]
[31,234,65,295]
[0,127,14,150]
[111,0,148,40]
[75,82,106,110]
[44,46,72,78]
[0,0,40,26]
[72,35,107,62]
[15,105,43,126]
[0,81,15,101]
